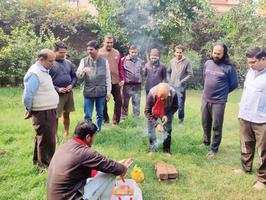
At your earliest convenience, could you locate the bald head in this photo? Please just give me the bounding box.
[38,49,54,59]
[157,83,170,101]
[37,49,55,69]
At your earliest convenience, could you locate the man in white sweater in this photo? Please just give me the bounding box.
[22,49,59,173]
[234,48,266,191]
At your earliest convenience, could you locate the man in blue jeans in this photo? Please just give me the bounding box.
[168,45,193,124]
[76,40,111,131]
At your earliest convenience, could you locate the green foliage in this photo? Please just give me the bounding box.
[0,24,58,86]
[91,0,209,57]
[0,0,98,35]
[198,5,266,85]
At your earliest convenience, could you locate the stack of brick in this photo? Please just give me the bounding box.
[155,161,178,183]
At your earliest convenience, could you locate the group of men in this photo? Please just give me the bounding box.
[22,35,266,199]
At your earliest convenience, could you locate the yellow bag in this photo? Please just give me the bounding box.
[131,165,144,183]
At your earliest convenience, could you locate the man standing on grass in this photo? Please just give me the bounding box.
[47,120,128,200]
[168,45,193,124]
[144,48,167,95]
[22,49,59,172]
[76,40,111,132]
[145,83,178,157]
[234,48,266,191]
[49,41,77,142]
[121,45,143,118]
[98,35,124,125]
[200,43,238,158]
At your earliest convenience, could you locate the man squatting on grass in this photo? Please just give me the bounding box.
[47,120,127,200]
[234,48,266,191]
[22,49,59,172]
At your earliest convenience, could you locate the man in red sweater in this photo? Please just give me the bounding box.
[98,35,125,125]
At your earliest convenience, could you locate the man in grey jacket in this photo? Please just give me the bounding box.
[168,45,193,124]
[121,45,143,118]
[76,40,111,131]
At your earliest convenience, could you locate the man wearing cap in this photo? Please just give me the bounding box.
[76,40,111,131]
[98,35,124,125]
[145,83,178,156]
[121,45,143,118]
[22,49,59,172]
[144,48,167,95]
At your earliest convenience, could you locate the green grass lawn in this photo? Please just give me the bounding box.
[0,88,265,200]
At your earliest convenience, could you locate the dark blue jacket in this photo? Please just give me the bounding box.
[203,60,238,103]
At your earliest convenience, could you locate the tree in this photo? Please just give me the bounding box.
[90,0,209,58]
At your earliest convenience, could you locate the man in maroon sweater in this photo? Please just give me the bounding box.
[145,83,178,157]
[46,120,127,200]
[98,35,125,125]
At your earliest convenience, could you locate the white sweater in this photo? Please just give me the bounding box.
[25,64,59,111]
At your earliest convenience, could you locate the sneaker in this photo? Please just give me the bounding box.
[206,150,216,158]
[253,181,266,191]
[233,168,247,174]
[179,119,184,124]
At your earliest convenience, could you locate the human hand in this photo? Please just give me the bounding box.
[24,111,32,120]
[162,115,168,125]
[156,124,164,133]
[66,85,73,92]
[119,80,125,86]
[57,87,67,93]
[82,67,90,73]
[106,94,111,102]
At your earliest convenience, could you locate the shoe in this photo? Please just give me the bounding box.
[38,165,48,174]
[164,152,172,158]
[206,150,216,158]
[120,116,127,121]
[147,151,154,157]
[197,143,209,148]
[233,168,247,174]
[253,181,266,191]
[179,119,184,124]
[103,123,110,127]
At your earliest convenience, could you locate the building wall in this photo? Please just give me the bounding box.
[209,0,241,13]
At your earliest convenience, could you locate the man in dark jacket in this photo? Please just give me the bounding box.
[144,48,167,95]
[49,41,77,142]
[46,120,127,200]
[121,45,143,118]
[145,83,178,156]
[200,43,238,158]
